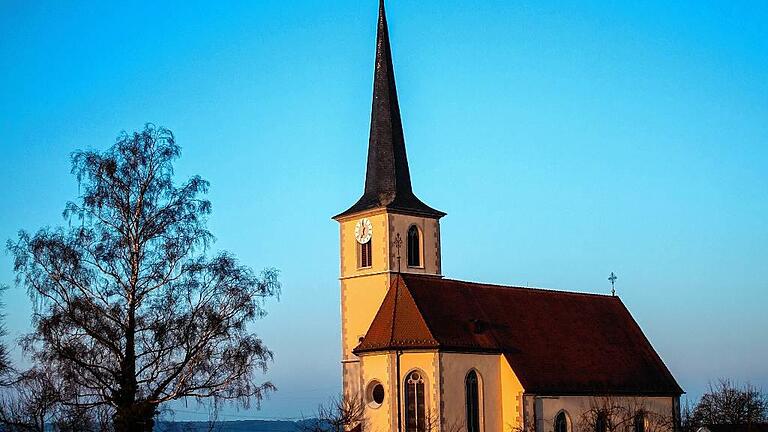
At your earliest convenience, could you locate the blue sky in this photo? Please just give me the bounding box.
[1,0,767,421]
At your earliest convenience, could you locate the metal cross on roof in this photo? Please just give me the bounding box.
[608,272,618,296]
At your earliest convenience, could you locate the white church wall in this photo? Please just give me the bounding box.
[439,353,517,432]
[360,351,441,432]
[532,395,676,432]
[360,352,396,432]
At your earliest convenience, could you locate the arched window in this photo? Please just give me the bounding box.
[407,226,420,267]
[595,411,608,432]
[554,412,569,432]
[634,412,646,432]
[405,371,426,432]
[465,370,481,432]
[359,239,372,268]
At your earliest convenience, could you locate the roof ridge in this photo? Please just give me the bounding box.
[366,274,681,395]
[406,275,619,299]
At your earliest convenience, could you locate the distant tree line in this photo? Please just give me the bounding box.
[0,125,280,431]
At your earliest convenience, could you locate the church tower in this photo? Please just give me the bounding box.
[333,0,445,402]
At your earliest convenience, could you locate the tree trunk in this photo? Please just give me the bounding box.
[114,296,154,432]
[113,402,157,432]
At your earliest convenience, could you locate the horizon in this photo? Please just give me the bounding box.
[1,0,767,422]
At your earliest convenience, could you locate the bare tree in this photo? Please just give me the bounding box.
[689,379,767,427]
[0,365,114,432]
[53,403,112,432]
[7,124,280,431]
[510,413,536,432]
[424,409,465,432]
[0,287,13,387]
[575,396,675,432]
[300,395,367,432]
[681,397,696,432]
[0,368,60,432]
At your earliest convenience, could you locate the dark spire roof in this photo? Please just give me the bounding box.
[334,0,445,220]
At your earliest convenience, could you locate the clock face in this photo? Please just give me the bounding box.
[354,218,373,244]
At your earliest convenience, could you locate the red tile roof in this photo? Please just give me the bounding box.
[354,274,682,395]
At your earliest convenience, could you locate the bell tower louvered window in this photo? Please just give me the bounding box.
[359,239,372,268]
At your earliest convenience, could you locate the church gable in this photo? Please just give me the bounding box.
[357,274,682,396]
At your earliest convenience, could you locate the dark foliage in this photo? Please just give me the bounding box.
[0,288,13,387]
[0,365,113,431]
[0,368,59,432]
[7,124,279,431]
[686,380,767,429]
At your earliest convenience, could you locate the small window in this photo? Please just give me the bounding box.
[634,412,646,432]
[366,380,385,408]
[466,370,481,432]
[359,239,372,268]
[554,412,569,432]
[407,225,421,267]
[595,411,608,432]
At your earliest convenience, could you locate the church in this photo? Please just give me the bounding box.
[333,3,683,432]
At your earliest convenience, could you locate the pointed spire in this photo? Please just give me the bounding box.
[335,0,444,220]
[366,0,408,201]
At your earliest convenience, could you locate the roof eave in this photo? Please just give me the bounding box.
[333,202,446,221]
[524,389,685,397]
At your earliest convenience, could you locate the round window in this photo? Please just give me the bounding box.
[372,384,385,404]
[366,380,385,408]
